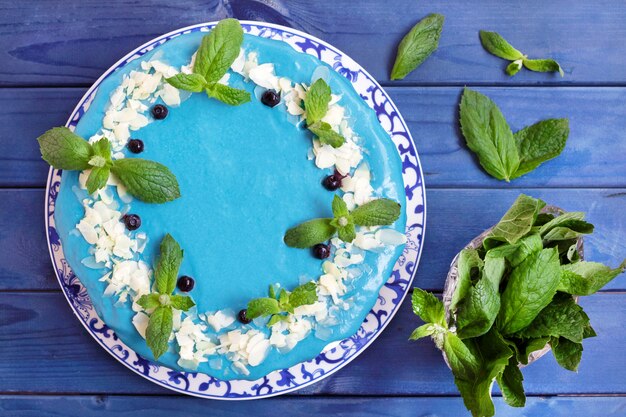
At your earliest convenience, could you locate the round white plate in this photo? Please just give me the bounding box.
[44,21,426,399]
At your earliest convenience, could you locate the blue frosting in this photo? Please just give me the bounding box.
[54,32,406,381]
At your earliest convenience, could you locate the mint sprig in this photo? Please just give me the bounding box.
[284,195,402,248]
[479,30,564,77]
[166,18,250,106]
[246,282,317,327]
[390,13,445,80]
[137,234,195,360]
[304,79,346,148]
[37,127,180,204]
[459,88,569,181]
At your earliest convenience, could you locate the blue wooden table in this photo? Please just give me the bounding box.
[1,1,625,415]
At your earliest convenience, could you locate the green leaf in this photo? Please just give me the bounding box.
[558,259,626,295]
[459,88,520,181]
[443,332,482,381]
[487,234,543,268]
[523,58,564,77]
[289,282,317,308]
[511,119,569,179]
[539,212,587,235]
[479,31,524,61]
[331,195,349,218]
[267,314,290,327]
[514,337,550,365]
[483,253,506,288]
[91,138,112,162]
[86,166,110,194]
[146,305,173,359]
[278,289,291,312]
[411,288,446,326]
[409,323,437,340]
[110,158,181,203]
[455,276,501,339]
[247,297,281,319]
[170,295,195,311]
[308,121,345,148]
[515,294,589,343]
[483,194,545,249]
[284,218,336,248]
[498,248,561,334]
[268,284,276,299]
[154,234,184,295]
[351,198,402,226]
[567,243,581,263]
[166,73,208,92]
[550,336,583,371]
[206,83,251,106]
[337,222,356,243]
[137,293,161,310]
[194,18,243,83]
[543,226,590,242]
[37,127,93,170]
[451,248,484,312]
[390,13,445,80]
[304,78,332,125]
[497,355,526,407]
[506,59,523,76]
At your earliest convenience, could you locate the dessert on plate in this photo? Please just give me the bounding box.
[39,19,407,381]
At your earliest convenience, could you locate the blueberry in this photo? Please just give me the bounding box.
[151,104,168,120]
[127,139,144,154]
[261,89,280,107]
[122,214,141,231]
[238,309,252,324]
[177,276,195,292]
[323,174,342,191]
[312,243,331,259]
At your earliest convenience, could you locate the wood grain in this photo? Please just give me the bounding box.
[1,395,625,416]
[2,188,624,291]
[2,87,626,188]
[2,1,626,86]
[0,292,623,395]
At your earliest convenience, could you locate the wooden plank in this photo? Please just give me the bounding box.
[2,188,624,292]
[2,87,626,188]
[1,1,626,86]
[1,395,625,416]
[0,292,623,395]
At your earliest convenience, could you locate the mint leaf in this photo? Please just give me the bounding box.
[479,31,524,61]
[409,323,437,341]
[390,13,444,80]
[514,337,549,365]
[111,158,180,203]
[304,78,331,125]
[91,138,112,162]
[37,127,93,170]
[550,336,583,371]
[268,284,276,299]
[170,295,195,311]
[331,194,349,218]
[539,212,594,241]
[511,118,569,179]
[267,314,290,327]
[166,73,207,92]
[284,218,336,248]
[247,297,281,319]
[145,305,173,359]
[154,234,184,295]
[289,282,317,308]
[496,355,526,407]
[137,293,161,310]
[459,88,520,182]
[351,198,401,227]
[278,289,291,312]
[558,259,626,295]
[506,59,523,76]
[515,294,588,343]
[487,234,543,268]
[455,276,500,339]
[194,18,243,83]
[337,222,356,243]
[523,58,564,77]
[483,194,545,249]
[451,248,484,312]
[498,248,561,334]
[411,288,446,326]
[86,166,110,194]
[308,121,345,148]
[206,83,251,106]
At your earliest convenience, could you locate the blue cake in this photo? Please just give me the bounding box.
[48,20,407,381]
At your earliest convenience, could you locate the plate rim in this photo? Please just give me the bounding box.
[44,19,427,400]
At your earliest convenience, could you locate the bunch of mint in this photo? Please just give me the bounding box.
[411,194,625,417]
[247,282,318,327]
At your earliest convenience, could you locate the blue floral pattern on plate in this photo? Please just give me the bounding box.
[44,21,426,399]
